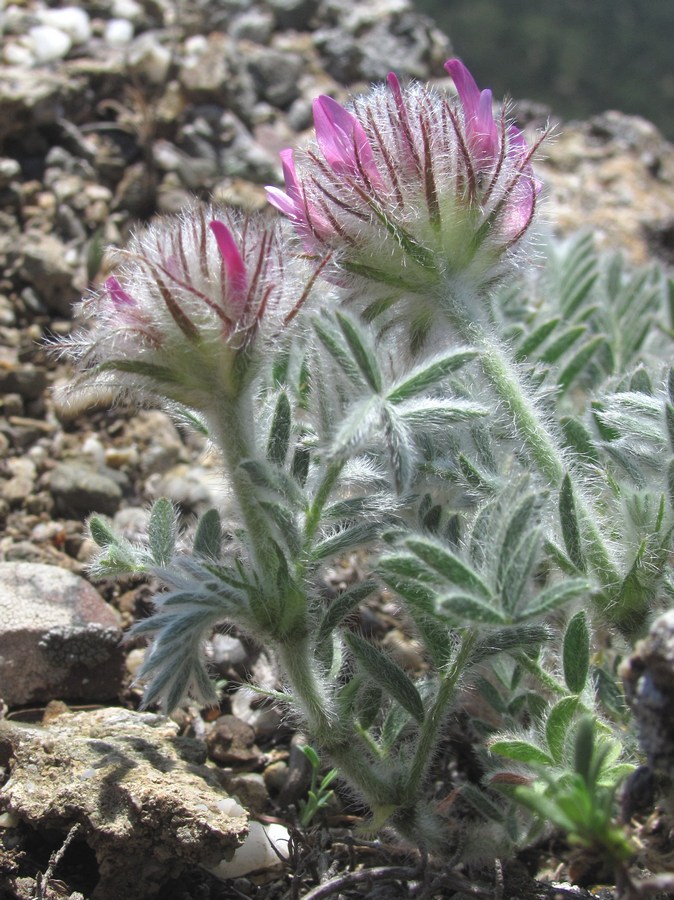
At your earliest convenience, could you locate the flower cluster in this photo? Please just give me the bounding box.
[60,208,319,413]
[266,59,543,324]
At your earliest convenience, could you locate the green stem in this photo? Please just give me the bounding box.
[277,640,395,808]
[209,393,278,579]
[442,296,620,588]
[478,338,563,486]
[513,652,567,697]
[405,629,477,800]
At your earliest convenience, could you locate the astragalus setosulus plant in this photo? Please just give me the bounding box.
[58,59,674,863]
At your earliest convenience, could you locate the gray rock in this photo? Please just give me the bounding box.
[247,47,304,109]
[229,9,274,44]
[0,706,248,900]
[268,0,319,30]
[622,609,674,774]
[50,461,124,517]
[179,33,232,100]
[0,363,47,400]
[0,562,124,706]
[15,231,81,316]
[206,714,263,766]
[0,66,78,142]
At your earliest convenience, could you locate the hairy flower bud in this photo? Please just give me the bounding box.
[58,208,321,413]
[266,59,544,339]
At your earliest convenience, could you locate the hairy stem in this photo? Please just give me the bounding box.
[405,629,477,800]
[441,293,620,590]
[277,639,396,808]
[209,393,279,579]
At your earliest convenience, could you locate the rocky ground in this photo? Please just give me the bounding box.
[0,0,673,898]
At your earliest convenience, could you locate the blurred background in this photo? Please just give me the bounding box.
[414,0,674,139]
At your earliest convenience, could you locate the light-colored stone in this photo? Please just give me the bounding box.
[0,562,124,706]
[0,706,249,899]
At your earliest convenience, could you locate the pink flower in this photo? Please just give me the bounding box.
[266,59,545,309]
[60,209,322,411]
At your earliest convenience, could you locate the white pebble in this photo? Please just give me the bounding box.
[127,34,172,85]
[209,822,289,879]
[37,7,91,45]
[28,25,72,63]
[216,798,246,818]
[105,18,134,47]
[82,435,106,466]
[112,0,144,22]
[3,40,36,67]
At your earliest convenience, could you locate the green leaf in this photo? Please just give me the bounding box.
[512,786,576,833]
[516,317,560,362]
[666,403,674,452]
[299,744,320,768]
[520,578,592,619]
[239,458,305,508]
[381,405,414,492]
[328,396,383,459]
[89,515,119,548]
[540,326,587,364]
[386,349,477,402]
[559,475,586,572]
[267,391,292,465]
[312,316,364,386]
[561,417,600,466]
[148,498,176,567]
[355,681,384,730]
[489,740,553,767]
[317,580,378,643]
[470,624,550,666]
[557,335,606,395]
[630,368,653,395]
[292,446,310,486]
[574,716,596,786]
[405,537,493,599]
[97,359,181,383]
[563,610,590,693]
[593,666,628,719]
[397,398,487,427]
[380,703,413,752]
[546,697,580,764]
[193,508,222,560]
[344,631,425,723]
[501,527,543,614]
[561,262,598,318]
[311,521,384,560]
[258,501,301,556]
[438,592,506,624]
[335,311,382,393]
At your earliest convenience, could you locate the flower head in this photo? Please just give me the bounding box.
[266,59,544,336]
[59,208,320,413]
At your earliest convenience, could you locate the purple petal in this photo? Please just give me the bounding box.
[265,185,297,219]
[106,276,136,308]
[209,220,248,316]
[265,149,304,219]
[444,58,481,121]
[313,95,382,187]
[445,58,499,165]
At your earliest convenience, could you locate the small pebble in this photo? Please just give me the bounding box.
[28,25,72,64]
[105,18,135,46]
